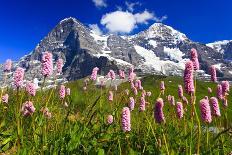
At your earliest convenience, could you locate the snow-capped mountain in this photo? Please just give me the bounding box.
[1,17,232,85]
[207,40,232,60]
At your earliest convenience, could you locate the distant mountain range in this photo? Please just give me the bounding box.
[1,17,232,85]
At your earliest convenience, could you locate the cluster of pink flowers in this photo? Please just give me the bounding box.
[2,94,9,104]
[210,65,217,82]
[107,70,116,80]
[129,97,135,111]
[199,98,212,123]
[26,82,36,96]
[210,97,220,117]
[41,51,53,77]
[21,101,36,116]
[59,85,66,99]
[56,58,64,74]
[176,102,184,119]
[108,91,113,101]
[4,59,12,72]
[13,67,25,88]
[121,107,131,132]
[217,84,223,100]
[135,80,143,90]
[128,66,136,82]
[221,81,230,95]
[178,85,183,98]
[184,61,194,94]
[107,115,113,125]
[139,96,146,111]
[190,48,199,70]
[90,67,99,81]
[154,98,165,124]
[118,70,125,79]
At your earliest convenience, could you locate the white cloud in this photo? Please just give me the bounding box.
[134,10,154,24]
[101,11,136,33]
[92,0,107,8]
[89,24,102,35]
[101,10,166,33]
[125,1,141,12]
[154,15,168,23]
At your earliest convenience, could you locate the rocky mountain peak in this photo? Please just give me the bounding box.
[1,17,232,86]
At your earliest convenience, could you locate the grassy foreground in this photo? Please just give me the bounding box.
[0,75,231,154]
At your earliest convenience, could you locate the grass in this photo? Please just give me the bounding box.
[0,74,231,154]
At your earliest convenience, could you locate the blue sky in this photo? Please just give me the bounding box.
[0,0,231,63]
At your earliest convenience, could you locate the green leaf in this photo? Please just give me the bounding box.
[2,137,12,145]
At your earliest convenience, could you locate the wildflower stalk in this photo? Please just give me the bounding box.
[162,127,169,155]
[194,72,201,154]
[206,124,209,150]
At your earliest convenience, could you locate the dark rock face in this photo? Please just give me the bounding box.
[223,42,232,60]
[1,17,232,85]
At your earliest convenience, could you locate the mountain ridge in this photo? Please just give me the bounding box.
[1,17,231,85]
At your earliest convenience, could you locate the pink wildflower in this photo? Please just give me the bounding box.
[56,58,64,74]
[59,85,66,99]
[176,102,184,119]
[210,65,217,82]
[2,94,9,104]
[184,61,194,94]
[210,97,221,117]
[41,51,53,77]
[129,97,135,111]
[107,70,116,80]
[139,96,146,111]
[13,67,25,88]
[90,67,99,81]
[221,81,230,95]
[4,59,12,72]
[178,85,183,98]
[121,107,131,132]
[21,101,36,116]
[217,84,223,100]
[118,70,125,79]
[26,82,36,96]
[154,98,165,124]
[190,48,200,70]
[200,98,212,123]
